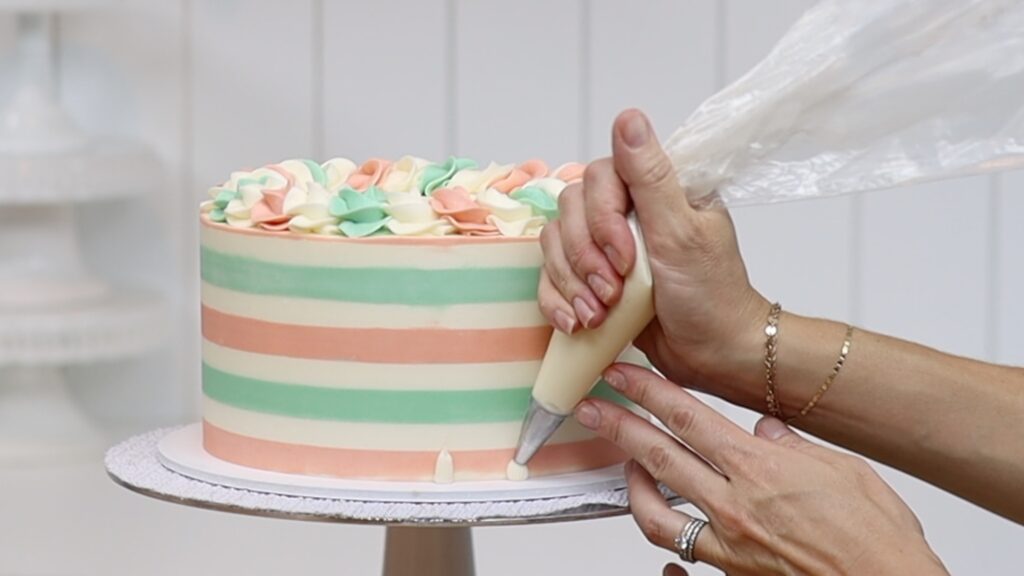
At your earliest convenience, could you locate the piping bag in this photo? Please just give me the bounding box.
[514,0,1024,468]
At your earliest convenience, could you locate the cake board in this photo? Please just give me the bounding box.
[106,426,682,576]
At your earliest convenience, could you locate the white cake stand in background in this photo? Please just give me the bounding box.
[107,427,682,576]
[0,2,164,464]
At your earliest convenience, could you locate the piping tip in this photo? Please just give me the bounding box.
[513,397,567,465]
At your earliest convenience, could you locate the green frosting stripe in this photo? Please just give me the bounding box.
[203,363,630,424]
[200,246,540,304]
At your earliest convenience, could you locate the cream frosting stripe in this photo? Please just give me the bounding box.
[201,219,543,269]
[200,282,546,330]
[202,339,542,391]
[203,396,598,451]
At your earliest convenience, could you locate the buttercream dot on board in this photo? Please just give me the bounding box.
[505,460,529,481]
[434,449,454,484]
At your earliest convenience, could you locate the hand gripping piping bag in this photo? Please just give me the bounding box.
[515,0,1024,467]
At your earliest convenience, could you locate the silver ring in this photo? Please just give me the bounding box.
[673,518,708,563]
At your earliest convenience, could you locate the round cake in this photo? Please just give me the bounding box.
[198,156,640,482]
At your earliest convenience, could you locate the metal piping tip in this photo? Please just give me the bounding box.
[513,397,567,465]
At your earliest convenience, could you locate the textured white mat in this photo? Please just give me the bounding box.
[105,427,679,525]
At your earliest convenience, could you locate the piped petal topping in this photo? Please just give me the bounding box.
[202,156,579,237]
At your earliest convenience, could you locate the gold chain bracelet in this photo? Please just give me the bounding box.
[763,302,783,419]
[787,325,855,423]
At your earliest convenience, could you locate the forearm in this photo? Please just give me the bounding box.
[711,312,1024,523]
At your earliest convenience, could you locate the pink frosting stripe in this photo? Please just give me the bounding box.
[203,420,627,481]
[202,305,552,363]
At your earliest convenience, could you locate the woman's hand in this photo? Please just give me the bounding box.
[537,108,767,398]
[575,364,948,576]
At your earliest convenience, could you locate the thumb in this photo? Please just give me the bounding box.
[663,563,688,576]
[611,109,693,237]
[754,416,810,451]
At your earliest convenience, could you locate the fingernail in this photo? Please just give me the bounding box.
[553,309,576,334]
[604,368,626,391]
[575,401,601,429]
[621,111,650,149]
[603,244,627,276]
[588,274,614,304]
[758,417,790,440]
[573,297,596,328]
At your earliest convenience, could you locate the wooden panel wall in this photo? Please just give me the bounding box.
[0,1,1020,574]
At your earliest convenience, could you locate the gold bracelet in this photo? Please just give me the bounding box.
[787,325,854,422]
[763,302,783,419]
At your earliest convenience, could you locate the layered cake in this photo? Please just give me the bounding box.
[199,156,639,482]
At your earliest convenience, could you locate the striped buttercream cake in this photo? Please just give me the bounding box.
[199,217,635,482]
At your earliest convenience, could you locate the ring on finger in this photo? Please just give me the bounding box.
[674,518,708,563]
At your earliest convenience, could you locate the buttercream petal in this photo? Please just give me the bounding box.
[447,162,515,193]
[225,170,254,190]
[386,200,437,223]
[386,219,455,236]
[284,182,332,217]
[209,207,227,223]
[250,201,288,225]
[259,218,293,231]
[322,158,358,192]
[477,188,533,221]
[519,159,549,179]
[492,159,550,193]
[490,214,546,237]
[224,198,251,220]
[278,159,316,189]
[340,218,390,238]
[554,162,585,182]
[446,217,500,236]
[238,183,264,207]
[289,214,339,234]
[380,156,432,193]
[511,186,559,220]
[522,177,569,199]
[307,181,331,205]
[347,159,392,191]
[430,187,490,224]
[251,167,290,191]
[212,188,237,208]
[421,157,477,195]
[282,186,306,215]
[224,215,252,228]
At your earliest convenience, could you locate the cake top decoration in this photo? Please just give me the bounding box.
[200,156,585,238]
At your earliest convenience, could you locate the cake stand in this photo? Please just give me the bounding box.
[107,426,682,576]
[0,2,165,464]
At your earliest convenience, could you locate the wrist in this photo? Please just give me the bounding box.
[857,539,949,576]
[694,302,848,418]
[692,292,772,410]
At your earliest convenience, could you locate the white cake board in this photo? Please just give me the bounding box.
[107,426,681,526]
[158,423,632,504]
[108,427,682,576]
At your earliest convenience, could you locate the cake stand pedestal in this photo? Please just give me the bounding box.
[106,427,681,576]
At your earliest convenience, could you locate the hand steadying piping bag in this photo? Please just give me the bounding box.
[514,0,1024,468]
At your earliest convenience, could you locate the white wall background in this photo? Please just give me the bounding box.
[1,0,1022,574]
